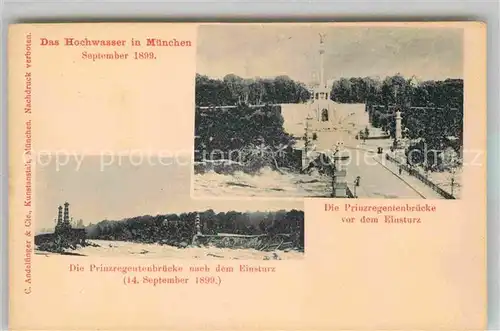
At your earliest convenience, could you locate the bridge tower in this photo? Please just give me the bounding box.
[192,213,203,246]
[195,213,202,236]
[57,205,63,225]
[331,141,350,198]
[63,202,70,225]
[394,108,404,149]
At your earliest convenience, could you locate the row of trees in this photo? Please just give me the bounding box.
[194,104,297,170]
[86,209,305,248]
[361,76,463,168]
[330,75,463,109]
[196,73,463,110]
[196,74,311,106]
[333,75,463,145]
[404,106,463,149]
[370,104,462,144]
[195,74,304,169]
[339,75,464,168]
[194,73,463,170]
[195,104,292,152]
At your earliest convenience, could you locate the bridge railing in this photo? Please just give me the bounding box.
[385,154,456,199]
[346,186,356,198]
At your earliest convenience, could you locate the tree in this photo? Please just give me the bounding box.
[195,75,310,107]
[441,146,462,171]
[258,220,267,233]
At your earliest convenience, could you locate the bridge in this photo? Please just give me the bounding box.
[302,125,445,199]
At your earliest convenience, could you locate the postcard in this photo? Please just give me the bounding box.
[8,22,486,330]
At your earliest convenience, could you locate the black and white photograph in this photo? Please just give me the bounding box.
[34,155,304,260]
[193,25,464,199]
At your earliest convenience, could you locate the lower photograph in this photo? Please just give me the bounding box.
[34,154,304,260]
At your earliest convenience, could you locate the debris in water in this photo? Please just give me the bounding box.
[207,253,224,258]
[227,182,255,188]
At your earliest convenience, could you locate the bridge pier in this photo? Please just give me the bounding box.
[331,144,350,198]
[192,213,203,246]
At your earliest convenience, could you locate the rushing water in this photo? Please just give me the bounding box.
[194,167,332,197]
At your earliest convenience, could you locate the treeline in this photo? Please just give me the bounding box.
[334,75,464,164]
[195,104,296,169]
[333,75,463,142]
[369,104,463,146]
[330,75,463,109]
[86,209,305,248]
[362,76,463,166]
[195,74,304,170]
[194,73,463,170]
[354,76,464,169]
[196,73,463,110]
[196,74,311,106]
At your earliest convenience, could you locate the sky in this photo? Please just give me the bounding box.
[34,154,303,232]
[196,25,463,83]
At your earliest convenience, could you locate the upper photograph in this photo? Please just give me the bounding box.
[192,24,464,199]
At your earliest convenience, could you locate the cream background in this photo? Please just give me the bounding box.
[8,22,486,330]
